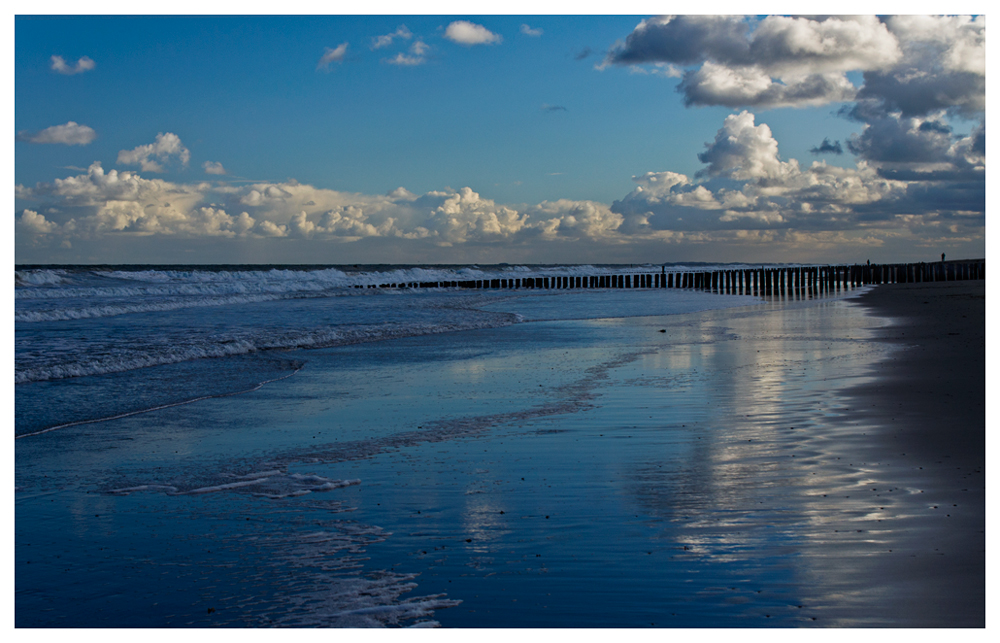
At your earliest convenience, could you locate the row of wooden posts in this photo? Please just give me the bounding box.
[355,260,985,296]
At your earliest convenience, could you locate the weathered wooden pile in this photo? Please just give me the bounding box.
[355,260,985,296]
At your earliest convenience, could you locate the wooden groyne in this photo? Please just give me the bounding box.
[354,260,985,296]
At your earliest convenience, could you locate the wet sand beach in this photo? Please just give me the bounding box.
[836,281,986,625]
[15,283,985,627]
[849,281,985,461]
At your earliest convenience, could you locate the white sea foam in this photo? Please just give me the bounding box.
[14,263,783,388]
[15,263,777,326]
[15,313,517,384]
[15,269,68,286]
[108,471,361,498]
[15,263,770,299]
[14,293,286,321]
[15,337,262,383]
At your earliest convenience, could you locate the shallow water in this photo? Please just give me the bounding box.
[26,277,986,627]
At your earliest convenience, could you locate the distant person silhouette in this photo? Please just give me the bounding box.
[942,253,946,262]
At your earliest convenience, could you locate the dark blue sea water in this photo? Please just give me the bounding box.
[14,264,762,437]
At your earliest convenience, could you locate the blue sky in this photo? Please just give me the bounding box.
[13,9,987,265]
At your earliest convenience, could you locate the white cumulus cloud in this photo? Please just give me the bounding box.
[605,15,985,122]
[371,25,412,50]
[444,21,502,46]
[385,41,429,66]
[696,111,798,181]
[386,53,424,66]
[50,55,95,75]
[601,15,943,111]
[203,161,226,175]
[17,121,97,145]
[18,210,58,234]
[317,43,349,70]
[117,133,191,173]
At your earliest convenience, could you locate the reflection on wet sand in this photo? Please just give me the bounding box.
[617,297,980,625]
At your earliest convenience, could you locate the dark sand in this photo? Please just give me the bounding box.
[842,281,985,626]
[850,281,985,461]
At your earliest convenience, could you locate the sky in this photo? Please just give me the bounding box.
[12,5,988,265]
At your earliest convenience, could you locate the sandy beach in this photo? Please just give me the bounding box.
[849,281,985,461]
[836,281,986,625]
[15,281,985,627]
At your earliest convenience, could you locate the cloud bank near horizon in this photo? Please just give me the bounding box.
[16,105,983,261]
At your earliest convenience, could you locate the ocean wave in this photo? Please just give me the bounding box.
[13,263,713,321]
[15,314,519,384]
[15,264,759,301]
[14,292,292,322]
[15,269,68,287]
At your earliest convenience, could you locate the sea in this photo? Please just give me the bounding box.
[21,263,960,628]
[13,263,764,438]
